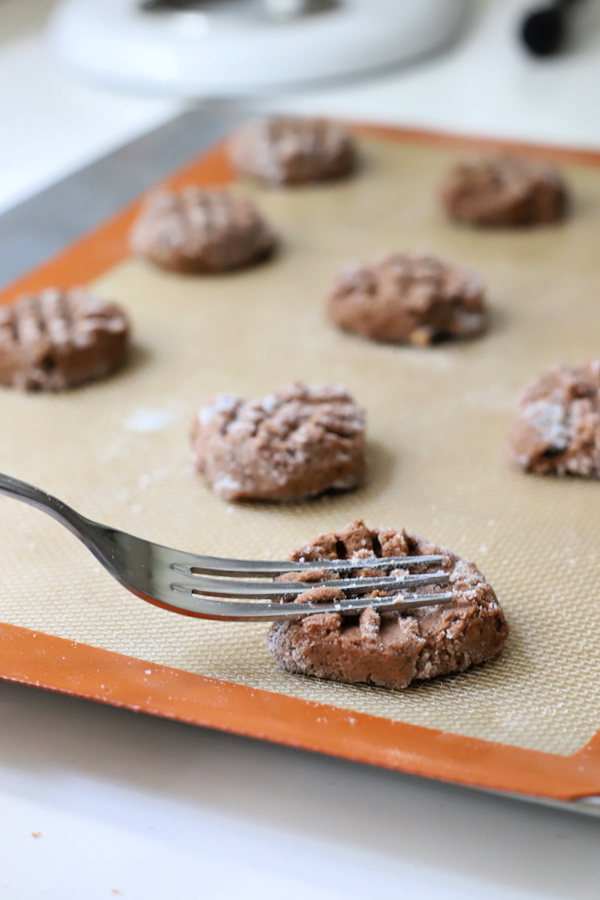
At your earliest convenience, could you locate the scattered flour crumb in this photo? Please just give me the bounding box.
[124,409,174,433]
[215,394,239,413]
[214,475,242,495]
[261,394,278,414]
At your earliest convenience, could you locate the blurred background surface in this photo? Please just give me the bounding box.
[2,0,600,214]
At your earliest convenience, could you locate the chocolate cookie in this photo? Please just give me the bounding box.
[441,155,568,227]
[0,288,129,391]
[507,360,600,477]
[268,520,508,690]
[327,251,487,345]
[229,117,356,186]
[130,187,277,273]
[191,383,366,502]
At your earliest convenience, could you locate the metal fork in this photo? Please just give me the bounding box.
[0,473,453,621]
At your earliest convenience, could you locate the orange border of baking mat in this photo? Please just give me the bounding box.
[3,123,600,802]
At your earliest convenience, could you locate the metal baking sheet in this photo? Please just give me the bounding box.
[1,115,600,814]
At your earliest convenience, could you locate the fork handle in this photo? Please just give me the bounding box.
[0,473,91,538]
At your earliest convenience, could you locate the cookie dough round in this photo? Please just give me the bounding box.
[191,383,366,502]
[229,117,356,186]
[268,520,508,690]
[441,155,568,227]
[327,251,487,345]
[0,288,129,391]
[508,360,600,477]
[130,187,277,273]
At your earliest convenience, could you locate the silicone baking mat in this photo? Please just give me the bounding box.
[2,124,600,803]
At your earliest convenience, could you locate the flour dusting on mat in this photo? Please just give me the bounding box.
[124,409,174,432]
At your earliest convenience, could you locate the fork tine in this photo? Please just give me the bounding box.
[170,570,449,600]
[305,590,453,615]
[166,588,454,620]
[170,553,445,578]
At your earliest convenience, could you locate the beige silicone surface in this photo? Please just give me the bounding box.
[1,136,599,756]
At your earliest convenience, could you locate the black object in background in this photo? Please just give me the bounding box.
[520,0,583,56]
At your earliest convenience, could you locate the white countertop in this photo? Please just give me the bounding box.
[1,1,600,897]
